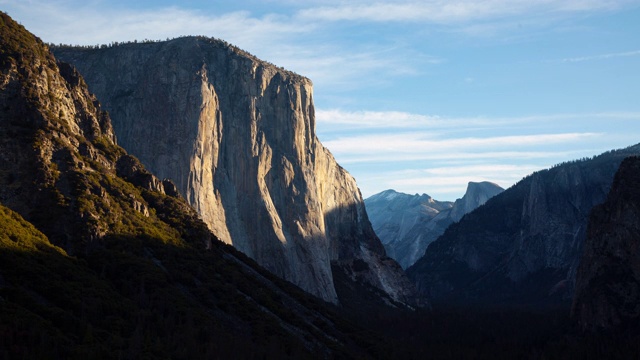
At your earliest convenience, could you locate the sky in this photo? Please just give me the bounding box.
[3,0,640,200]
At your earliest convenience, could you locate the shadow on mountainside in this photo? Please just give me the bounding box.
[0,205,392,359]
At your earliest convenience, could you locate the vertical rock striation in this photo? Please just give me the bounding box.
[572,156,640,330]
[53,38,414,304]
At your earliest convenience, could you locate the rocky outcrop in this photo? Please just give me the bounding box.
[53,38,414,304]
[365,182,503,269]
[572,156,640,330]
[407,145,640,308]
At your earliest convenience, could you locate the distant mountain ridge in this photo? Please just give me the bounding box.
[408,145,640,308]
[365,182,503,269]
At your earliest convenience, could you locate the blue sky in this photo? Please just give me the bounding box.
[3,0,640,200]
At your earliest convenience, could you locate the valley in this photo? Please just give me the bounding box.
[1,9,639,359]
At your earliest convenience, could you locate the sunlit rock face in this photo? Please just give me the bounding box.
[572,156,640,330]
[54,38,415,304]
[365,182,503,269]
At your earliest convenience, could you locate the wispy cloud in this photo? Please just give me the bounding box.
[329,150,588,165]
[6,0,638,98]
[318,109,640,165]
[297,0,630,23]
[317,108,640,198]
[323,132,599,157]
[317,109,442,128]
[389,164,542,189]
[266,45,437,90]
[7,3,308,51]
[557,49,640,62]
[356,163,545,198]
[316,109,640,132]
[7,0,636,87]
[3,0,441,91]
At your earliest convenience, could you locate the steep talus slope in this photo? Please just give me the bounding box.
[0,12,395,358]
[53,38,414,304]
[572,156,640,330]
[365,182,503,269]
[407,146,640,308]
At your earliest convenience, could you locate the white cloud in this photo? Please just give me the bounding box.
[416,164,544,177]
[323,132,599,156]
[558,50,640,63]
[359,164,543,199]
[7,0,637,100]
[8,3,308,51]
[331,151,585,165]
[317,108,640,199]
[3,0,442,92]
[296,0,630,24]
[390,163,540,188]
[317,109,640,131]
[266,45,437,90]
[317,109,442,128]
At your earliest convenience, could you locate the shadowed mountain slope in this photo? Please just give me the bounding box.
[408,145,640,308]
[572,156,640,331]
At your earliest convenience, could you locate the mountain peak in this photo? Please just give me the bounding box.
[467,181,502,191]
[449,181,505,222]
[365,182,503,269]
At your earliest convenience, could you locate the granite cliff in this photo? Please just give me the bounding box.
[365,182,503,269]
[0,13,397,358]
[407,145,640,308]
[53,38,414,304]
[572,156,640,330]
